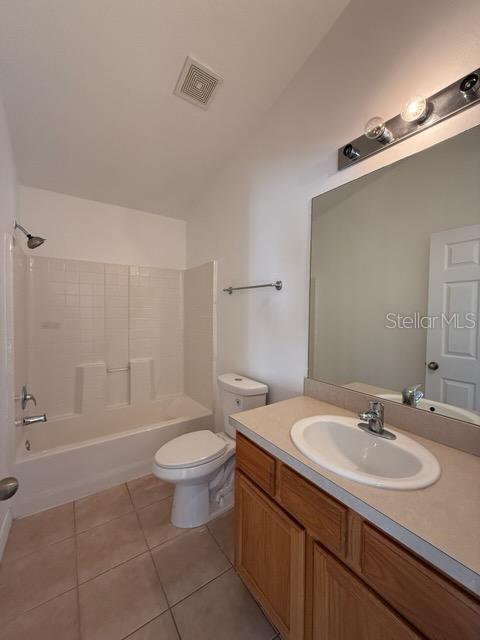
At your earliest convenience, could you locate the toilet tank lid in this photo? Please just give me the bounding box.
[218,373,268,396]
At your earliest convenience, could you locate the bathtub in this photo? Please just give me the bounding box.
[13,395,212,517]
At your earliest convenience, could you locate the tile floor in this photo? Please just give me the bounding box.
[0,475,279,640]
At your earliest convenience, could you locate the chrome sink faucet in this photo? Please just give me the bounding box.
[358,401,396,441]
[402,384,424,407]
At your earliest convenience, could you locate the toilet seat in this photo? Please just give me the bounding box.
[154,429,227,469]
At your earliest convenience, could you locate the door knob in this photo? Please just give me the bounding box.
[0,477,19,501]
[427,361,439,371]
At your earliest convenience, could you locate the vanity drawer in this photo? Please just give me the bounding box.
[278,464,347,557]
[361,524,480,640]
[236,433,276,496]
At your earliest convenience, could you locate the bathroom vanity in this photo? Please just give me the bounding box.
[232,396,480,640]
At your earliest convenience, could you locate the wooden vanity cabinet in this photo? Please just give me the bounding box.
[235,433,480,640]
[312,544,421,639]
[235,471,305,639]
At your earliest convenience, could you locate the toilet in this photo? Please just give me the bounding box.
[153,373,268,528]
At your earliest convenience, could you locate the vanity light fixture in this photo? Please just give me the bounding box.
[338,66,480,170]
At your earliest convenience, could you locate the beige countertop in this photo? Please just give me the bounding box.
[230,395,480,595]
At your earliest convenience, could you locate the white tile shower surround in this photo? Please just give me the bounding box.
[16,256,214,420]
[0,476,280,640]
[183,263,215,411]
[12,244,27,423]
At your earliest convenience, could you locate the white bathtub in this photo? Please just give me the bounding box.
[13,395,212,517]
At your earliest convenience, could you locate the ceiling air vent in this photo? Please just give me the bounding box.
[174,56,223,109]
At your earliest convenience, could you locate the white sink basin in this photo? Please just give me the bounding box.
[376,393,480,425]
[290,415,440,490]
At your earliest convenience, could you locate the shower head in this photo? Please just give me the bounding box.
[26,235,45,249]
[14,222,45,250]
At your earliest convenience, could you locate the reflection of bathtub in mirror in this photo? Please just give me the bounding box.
[345,382,480,426]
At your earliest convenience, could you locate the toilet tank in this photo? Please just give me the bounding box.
[218,373,268,438]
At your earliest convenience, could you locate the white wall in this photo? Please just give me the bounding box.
[0,95,16,555]
[18,186,186,270]
[186,0,480,423]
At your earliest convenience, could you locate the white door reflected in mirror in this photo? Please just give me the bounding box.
[425,224,480,413]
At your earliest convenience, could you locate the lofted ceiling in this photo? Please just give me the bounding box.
[0,0,347,218]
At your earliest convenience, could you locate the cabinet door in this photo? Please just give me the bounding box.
[235,471,305,640]
[312,544,421,640]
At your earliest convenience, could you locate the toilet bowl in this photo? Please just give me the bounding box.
[153,373,268,528]
[153,430,236,528]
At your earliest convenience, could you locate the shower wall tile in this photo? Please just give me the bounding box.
[130,357,155,404]
[184,262,215,410]
[129,267,183,398]
[105,264,129,406]
[105,264,129,371]
[26,257,106,418]
[13,245,28,420]
[75,363,107,414]
[108,372,129,408]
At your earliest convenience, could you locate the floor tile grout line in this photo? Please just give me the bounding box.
[74,485,172,536]
[168,565,233,610]
[72,520,83,640]
[2,501,76,566]
[125,479,135,506]
[0,510,183,576]
[75,508,233,610]
[130,494,174,633]
[147,537,178,638]
[141,511,232,638]
[0,586,79,629]
[119,608,170,640]
[205,518,234,567]
[72,498,77,534]
[120,610,179,640]
[1,531,76,566]
[74,482,133,534]
[146,524,203,553]
[169,608,183,640]
[75,505,136,536]
[77,547,150,587]
[7,478,171,547]
[126,476,174,511]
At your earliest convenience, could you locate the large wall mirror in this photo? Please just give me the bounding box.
[309,125,480,426]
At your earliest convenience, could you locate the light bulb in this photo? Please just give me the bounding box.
[401,96,428,123]
[364,117,392,144]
